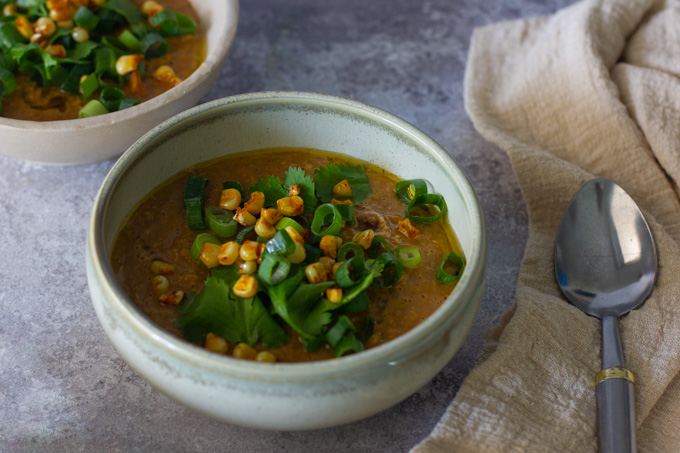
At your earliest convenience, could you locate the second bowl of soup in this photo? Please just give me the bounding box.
[87,91,486,429]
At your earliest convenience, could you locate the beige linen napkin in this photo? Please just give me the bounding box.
[413,0,680,451]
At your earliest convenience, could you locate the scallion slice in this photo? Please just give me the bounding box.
[150,10,197,36]
[265,229,295,257]
[395,246,421,268]
[395,179,428,204]
[335,256,366,289]
[311,203,343,238]
[437,251,465,284]
[78,99,109,118]
[190,233,221,262]
[184,175,208,230]
[0,67,17,96]
[205,206,237,238]
[222,180,244,196]
[275,217,304,232]
[99,85,125,111]
[334,333,364,357]
[367,235,393,258]
[118,97,140,110]
[258,253,291,285]
[79,73,99,100]
[236,225,255,244]
[405,193,447,223]
[325,316,356,348]
[74,6,100,30]
[372,253,403,288]
[337,242,364,261]
[139,32,168,58]
[118,29,141,52]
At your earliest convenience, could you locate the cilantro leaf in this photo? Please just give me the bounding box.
[284,167,317,213]
[248,175,288,208]
[314,163,372,204]
[176,276,288,347]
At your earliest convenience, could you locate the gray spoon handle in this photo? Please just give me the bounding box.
[596,377,636,453]
[597,315,636,453]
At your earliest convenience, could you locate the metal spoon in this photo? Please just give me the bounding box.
[554,178,657,453]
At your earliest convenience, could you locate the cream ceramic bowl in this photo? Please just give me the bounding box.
[86,92,487,430]
[0,0,238,166]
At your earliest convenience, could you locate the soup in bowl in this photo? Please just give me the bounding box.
[86,92,486,429]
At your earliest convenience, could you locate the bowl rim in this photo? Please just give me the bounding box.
[88,90,487,379]
[0,0,239,131]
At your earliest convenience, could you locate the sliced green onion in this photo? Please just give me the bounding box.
[334,333,364,357]
[367,235,393,258]
[94,47,116,75]
[325,316,356,348]
[99,85,124,111]
[150,10,197,36]
[79,73,99,100]
[205,206,237,238]
[301,335,324,352]
[118,97,140,110]
[258,253,291,285]
[61,63,93,94]
[337,242,364,261]
[190,233,221,262]
[437,251,465,284]
[118,29,141,52]
[78,99,109,118]
[275,217,304,232]
[405,193,447,224]
[184,175,208,230]
[139,32,168,58]
[335,256,366,289]
[236,225,255,244]
[395,246,421,268]
[265,229,295,256]
[372,253,403,288]
[395,179,428,204]
[311,204,343,238]
[100,36,128,56]
[0,23,24,53]
[74,6,100,30]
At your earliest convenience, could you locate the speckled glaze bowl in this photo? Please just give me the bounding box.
[0,0,238,166]
[86,92,487,430]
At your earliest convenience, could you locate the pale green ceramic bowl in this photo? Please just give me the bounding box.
[86,92,487,430]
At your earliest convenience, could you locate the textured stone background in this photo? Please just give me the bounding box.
[0,0,575,451]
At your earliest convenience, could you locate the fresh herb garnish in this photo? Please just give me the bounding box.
[284,167,316,212]
[248,175,288,208]
[314,162,372,204]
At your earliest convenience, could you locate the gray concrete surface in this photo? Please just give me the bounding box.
[0,0,575,451]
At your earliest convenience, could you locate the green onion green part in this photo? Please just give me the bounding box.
[436,251,465,284]
[118,29,141,52]
[265,229,295,257]
[275,217,304,232]
[74,6,100,30]
[78,99,109,118]
[236,225,255,244]
[190,233,221,262]
[337,242,364,261]
[184,176,208,230]
[405,193,447,223]
[258,253,291,285]
[311,203,343,238]
[395,246,421,268]
[205,206,237,238]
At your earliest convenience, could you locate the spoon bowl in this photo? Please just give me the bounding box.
[555,177,657,453]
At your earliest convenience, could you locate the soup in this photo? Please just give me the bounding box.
[0,0,204,121]
[111,148,465,362]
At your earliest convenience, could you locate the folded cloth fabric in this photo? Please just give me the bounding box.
[412,0,680,451]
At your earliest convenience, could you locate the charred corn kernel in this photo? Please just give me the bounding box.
[332,179,353,197]
[217,241,240,266]
[305,262,327,283]
[353,229,375,250]
[238,260,257,275]
[115,54,144,76]
[256,351,277,362]
[3,3,17,16]
[260,208,281,226]
[48,7,71,22]
[331,198,353,205]
[257,242,266,264]
[141,0,164,16]
[240,240,259,262]
[29,33,43,43]
[288,184,301,196]
[319,235,342,259]
[204,333,228,354]
[277,195,304,217]
[78,74,88,94]
[151,275,169,294]
[255,217,277,239]
[326,288,343,304]
[233,275,258,298]
[46,0,68,10]
[15,17,33,39]
[243,191,265,215]
[153,65,182,86]
[200,242,220,268]
[287,242,306,264]
[35,17,57,37]
[331,261,343,279]
[234,208,256,226]
[150,260,175,275]
[284,226,304,245]
[218,188,241,211]
[158,290,184,305]
[318,256,335,273]
[71,26,88,43]
[44,44,66,58]
[232,342,257,360]
[129,69,142,95]
[398,218,419,239]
